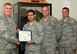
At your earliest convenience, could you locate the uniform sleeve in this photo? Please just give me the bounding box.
[23,24,27,30]
[72,21,77,48]
[55,22,62,42]
[34,24,44,44]
[51,18,58,48]
[0,19,18,44]
[39,18,43,26]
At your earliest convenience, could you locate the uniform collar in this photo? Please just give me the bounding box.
[28,20,37,26]
[44,15,51,21]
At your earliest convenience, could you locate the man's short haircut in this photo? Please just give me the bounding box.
[62,7,69,12]
[42,5,49,9]
[4,3,12,7]
[27,9,35,14]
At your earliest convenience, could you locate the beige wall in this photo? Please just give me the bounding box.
[0,0,19,15]
[47,0,77,20]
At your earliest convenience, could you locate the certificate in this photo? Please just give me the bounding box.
[19,31,32,42]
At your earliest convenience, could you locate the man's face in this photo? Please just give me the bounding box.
[42,6,49,17]
[27,12,35,22]
[4,5,12,16]
[62,9,69,18]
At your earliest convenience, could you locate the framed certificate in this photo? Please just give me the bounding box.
[19,31,32,42]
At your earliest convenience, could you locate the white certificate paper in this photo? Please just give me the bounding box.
[19,31,31,41]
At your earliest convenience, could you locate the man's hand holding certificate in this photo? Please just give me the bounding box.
[27,41,35,44]
[19,31,31,42]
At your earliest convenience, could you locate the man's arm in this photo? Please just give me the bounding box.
[0,18,18,44]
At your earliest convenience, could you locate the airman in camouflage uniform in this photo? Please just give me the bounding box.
[56,7,77,54]
[39,6,58,54]
[23,10,44,54]
[0,3,19,54]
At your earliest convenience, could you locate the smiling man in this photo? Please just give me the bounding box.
[56,7,77,54]
[23,9,44,54]
[0,3,19,54]
[39,6,58,54]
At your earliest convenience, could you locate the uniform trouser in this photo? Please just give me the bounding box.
[25,50,41,54]
[41,47,56,54]
[58,46,76,54]
[0,48,18,54]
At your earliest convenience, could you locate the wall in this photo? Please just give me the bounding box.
[47,0,77,20]
[0,0,19,15]
[1,0,77,20]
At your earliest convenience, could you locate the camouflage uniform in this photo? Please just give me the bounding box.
[56,17,77,54]
[23,20,44,54]
[0,15,18,54]
[39,16,58,54]
[75,22,77,54]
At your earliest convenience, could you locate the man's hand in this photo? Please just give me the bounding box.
[16,39,20,45]
[75,48,77,51]
[27,41,34,44]
[16,42,20,45]
[72,47,77,51]
[16,29,20,33]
